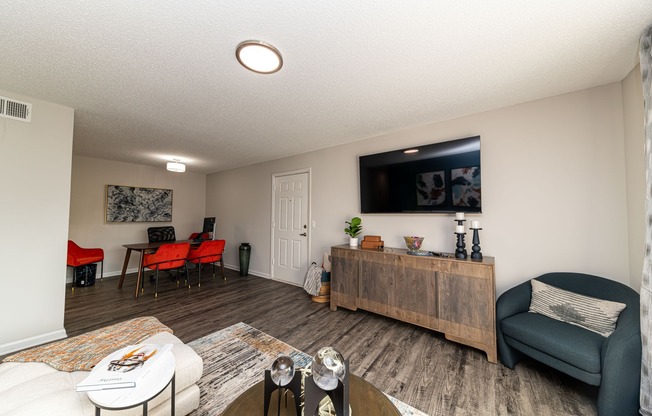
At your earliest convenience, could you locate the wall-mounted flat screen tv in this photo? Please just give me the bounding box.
[359,136,481,214]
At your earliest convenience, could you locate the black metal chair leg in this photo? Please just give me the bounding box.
[185,262,190,289]
[155,268,159,298]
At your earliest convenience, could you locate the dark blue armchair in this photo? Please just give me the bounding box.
[496,272,641,416]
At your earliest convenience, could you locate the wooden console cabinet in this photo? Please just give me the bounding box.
[330,245,497,363]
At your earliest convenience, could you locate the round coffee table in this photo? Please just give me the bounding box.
[221,373,400,415]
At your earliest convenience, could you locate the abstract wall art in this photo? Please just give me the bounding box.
[105,185,173,223]
[451,166,481,208]
[416,171,446,206]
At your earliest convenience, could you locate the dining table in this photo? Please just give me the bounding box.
[118,240,200,298]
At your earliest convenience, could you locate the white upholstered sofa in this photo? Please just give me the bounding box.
[0,322,203,416]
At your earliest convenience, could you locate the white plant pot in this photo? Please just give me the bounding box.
[349,237,359,247]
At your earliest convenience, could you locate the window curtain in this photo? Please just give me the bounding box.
[640,23,652,416]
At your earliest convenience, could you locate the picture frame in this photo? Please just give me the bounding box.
[105,185,173,223]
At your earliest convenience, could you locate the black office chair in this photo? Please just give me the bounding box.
[147,226,176,243]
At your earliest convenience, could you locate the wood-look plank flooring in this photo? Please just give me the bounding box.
[64,267,598,415]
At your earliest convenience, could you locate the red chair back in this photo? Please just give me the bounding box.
[144,243,190,271]
[67,240,81,266]
[188,240,226,264]
[67,240,104,267]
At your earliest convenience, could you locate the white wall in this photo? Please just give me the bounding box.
[622,65,646,292]
[207,82,634,295]
[0,90,74,354]
[69,156,207,277]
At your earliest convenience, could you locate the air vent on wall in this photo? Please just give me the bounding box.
[0,96,32,122]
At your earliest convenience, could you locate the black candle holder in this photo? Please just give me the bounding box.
[455,232,468,259]
[470,227,483,260]
[304,359,350,416]
[263,369,303,416]
[454,219,467,259]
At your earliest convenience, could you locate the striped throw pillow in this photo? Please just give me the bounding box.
[529,279,626,337]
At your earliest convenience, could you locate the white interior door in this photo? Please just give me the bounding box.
[272,171,309,286]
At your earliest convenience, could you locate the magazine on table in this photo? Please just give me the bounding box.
[75,343,173,392]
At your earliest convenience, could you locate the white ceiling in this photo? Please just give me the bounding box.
[1,1,651,174]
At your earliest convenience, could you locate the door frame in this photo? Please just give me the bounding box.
[270,168,312,283]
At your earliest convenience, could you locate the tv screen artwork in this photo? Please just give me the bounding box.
[359,136,481,213]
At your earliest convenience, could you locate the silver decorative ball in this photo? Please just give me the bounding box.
[270,355,295,386]
[311,347,345,391]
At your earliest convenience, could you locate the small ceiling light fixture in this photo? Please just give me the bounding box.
[167,159,186,173]
[236,40,283,74]
[404,149,419,154]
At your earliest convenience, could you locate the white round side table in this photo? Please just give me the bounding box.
[87,351,176,416]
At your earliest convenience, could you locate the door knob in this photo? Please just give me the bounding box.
[299,232,307,236]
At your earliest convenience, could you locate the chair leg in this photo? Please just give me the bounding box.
[185,262,190,290]
[197,261,202,288]
[100,261,104,282]
[220,259,226,281]
[154,268,159,298]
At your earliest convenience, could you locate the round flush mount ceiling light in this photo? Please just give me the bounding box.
[236,40,283,74]
[167,159,186,172]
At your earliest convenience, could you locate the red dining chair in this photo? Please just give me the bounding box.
[67,240,104,291]
[188,232,210,241]
[142,242,190,298]
[187,240,226,287]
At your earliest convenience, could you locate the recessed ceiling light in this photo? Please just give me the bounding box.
[236,40,283,74]
[404,149,419,154]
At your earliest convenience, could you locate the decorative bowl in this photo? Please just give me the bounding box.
[404,236,425,252]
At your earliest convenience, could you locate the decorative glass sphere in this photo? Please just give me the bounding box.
[311,347,345,391]
[270,355,295,386]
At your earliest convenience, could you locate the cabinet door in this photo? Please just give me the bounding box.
[395,264,438,330]
[330,249,359,311]
[357,253,397,316]
[437,263,495,347]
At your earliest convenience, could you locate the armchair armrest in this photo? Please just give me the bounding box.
[598,301,641,416]
[496,280,532,368]
[496,281,532,320]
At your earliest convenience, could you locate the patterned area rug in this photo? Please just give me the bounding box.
[188,322,428,416]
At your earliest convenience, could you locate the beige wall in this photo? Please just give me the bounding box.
[69,156,207,278]
[0,90,74,354]
[1,72,644,353]
[207,82,635,295]
[622,65,646,292]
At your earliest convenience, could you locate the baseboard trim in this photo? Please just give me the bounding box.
[67,266,271,283]
[0,329,67,355]
[223,263,270,279]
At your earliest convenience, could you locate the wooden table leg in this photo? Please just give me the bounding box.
[135,250,145,299]
[118,248,133,289]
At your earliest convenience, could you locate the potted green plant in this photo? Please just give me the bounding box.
[344,216,363,246]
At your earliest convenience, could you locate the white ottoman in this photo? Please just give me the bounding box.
[0,331,202,416]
